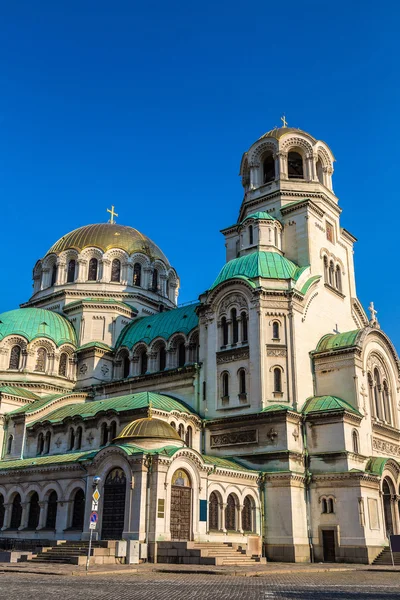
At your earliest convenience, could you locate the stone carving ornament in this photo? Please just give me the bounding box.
[210,430,257,447]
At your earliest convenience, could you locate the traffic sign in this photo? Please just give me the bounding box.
[93,489,100,503]
[92,500,99,511]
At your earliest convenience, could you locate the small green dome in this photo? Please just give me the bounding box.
[211,251,305,289]
[241,211,276,223]
[0,308,77,347]
[115,417,181,442]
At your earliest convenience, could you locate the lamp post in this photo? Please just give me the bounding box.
[86,476,101,572]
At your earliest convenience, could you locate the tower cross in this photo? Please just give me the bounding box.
[107,205,118,224]
[281,114,288,128]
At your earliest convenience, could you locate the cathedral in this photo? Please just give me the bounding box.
[0,122,399,565]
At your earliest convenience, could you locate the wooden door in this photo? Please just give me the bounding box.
[170,486,191,540]
[322,530,336,562]
[101,468,126,540]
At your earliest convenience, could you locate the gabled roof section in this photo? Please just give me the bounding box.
[0,450,95,471]
[302,395,362,416]
[10,393,83,415]
[261,404,295,413]
[241,211,276,224]
[0,308,77,347]
[0,386,40,400]
[77,341,113,352]
[116,304,199,349]
[210,251,306,290]
[29,391,196,427]
[201,455,257,472]
[64,297,138,314]
[315,330,361,353]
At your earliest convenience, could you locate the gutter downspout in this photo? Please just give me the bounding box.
[144,454,153,561]
[301,416,314,562]
[20,417,27,459]
[258,473,267,558]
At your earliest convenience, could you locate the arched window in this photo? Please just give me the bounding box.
[241,311,248,343]
[101,423,108,446]
[222,372,229,399]
[288,151,304,179]
[263,154,275,183]
[151,269,158,292]
[109,421,117,441]
[328,260,334,286]
[273,367,282,393]
[58,352,68,377]
[139,350,148,375]
[159,346,166,371]
[335,265,342,292]
[242,496,253,532]
[272,322,280,340]
[231,308,238,344]
[178,424,185,440]
[71,489,85,530]
[239,369,246,396]
[373,369,382,420]
[352,430,359,454]
[133,263,141,286]
[0,495,5,529]
[111,259,121,282]
[221,317,228,346]
[68,428,75,451]
[185,425,192,448]
[327,498,334,514]
[67,259,76,283]
[170,421,176,430]
[122,352,130,378]
[88,258,98,281]
[75,426,82,450]
[46,491,58,529]
[7,434,13,455]
[51,264,57,286]
[316,159,324,184]
[321,498,328,513]
[10,493,22,529]
[44,431,51,454]
[323,255,329,282]
[9,345,21,370]
[178,342,186,367]
[37,433,44,455]
[35,348,47,373]
[249,225,254,245]
[225,494,237,531]
[27,492,40,530]
[209,491,219,530]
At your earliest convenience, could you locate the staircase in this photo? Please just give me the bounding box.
[157,541,266,566]
[373,547,400,566]
[27,540,117,566]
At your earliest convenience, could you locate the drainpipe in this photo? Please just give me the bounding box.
[258,473,267,557]
[301,416,314,562]
[20,416,27,459]
[144,454,153,560]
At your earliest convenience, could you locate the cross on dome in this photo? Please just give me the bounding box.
[107,205,118,224]
[281,114,288,128]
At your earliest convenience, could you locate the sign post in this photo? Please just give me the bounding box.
[86,480,101,572]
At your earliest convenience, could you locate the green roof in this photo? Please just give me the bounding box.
[0,308,77,347]
[211,251,306,289]
[64,298,138,313]
[261,404,294,413]
[202,455,257,472]
[315,330,361,352]
[0,386,40,400]
[30,391,195,426]
[0,450,95,471]
[366,457,398,477]
[302,395,362,416]
[10,393,82,415]
[116,304,199,348]
[77,341,113,352]
[299,275,321,295]
[242,211,276,223]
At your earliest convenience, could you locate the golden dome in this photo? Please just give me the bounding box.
[258,127,316,142]
[46,223,170,265]
[114,417,181,443]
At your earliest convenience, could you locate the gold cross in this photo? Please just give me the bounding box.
[107,205,118,224]
[281,114,288,127]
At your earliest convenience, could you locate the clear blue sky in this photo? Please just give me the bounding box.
[1,1,399,344]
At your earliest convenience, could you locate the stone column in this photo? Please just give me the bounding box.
[76,259,86,283]
[2,503,11,530]
[159,274,167,297]
[221,503,227,533]
[392,496,400,535]
[56,260,66,285]
[19,502,29,530]
[101,258,111,283]
[249,165,258,189]
[277,151,288,180]
[37,501,47,530]
[166,348,175,370]
[41,268,50,290]
[226,319,232,346]
[148,352,157,374]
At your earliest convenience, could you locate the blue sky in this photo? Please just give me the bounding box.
[0,1,399,344]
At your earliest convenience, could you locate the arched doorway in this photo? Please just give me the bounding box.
[383,478,394,536]
[71,489,85,530]
[46,491,58,529]
[209,492,220,531]
[225,494,237,531]
[10,493,22,529]
[170,469,192,540]
[242,495,253,532]
[27,492,40,530]
[102,468,126,540]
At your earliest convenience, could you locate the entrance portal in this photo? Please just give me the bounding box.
[170,469,191,540]
[101,468,126,540]
[322,530,336,562]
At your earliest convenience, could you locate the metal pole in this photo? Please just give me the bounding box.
[389,535,395,567]
[86,526,93,572]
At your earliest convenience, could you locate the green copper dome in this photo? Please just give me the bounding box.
[211,251,306,289]
[241,211,276,223]
[0,308,77,347]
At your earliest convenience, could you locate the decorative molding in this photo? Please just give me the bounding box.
[210,429,257,448]
[216,347,249,365]
[372,437,400,457]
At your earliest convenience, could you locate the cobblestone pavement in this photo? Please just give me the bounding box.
[0,571,400,599]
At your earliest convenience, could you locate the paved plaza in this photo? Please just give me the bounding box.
[0,571,400,600]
